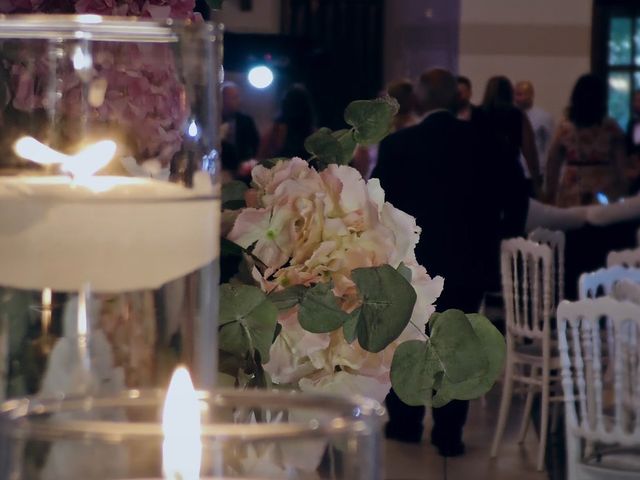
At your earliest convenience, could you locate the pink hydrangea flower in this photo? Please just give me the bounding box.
[228,160,444,400]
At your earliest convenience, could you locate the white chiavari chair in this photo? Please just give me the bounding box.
[607,247,640,269]
[558,298,640,480]
[490,238,562,471]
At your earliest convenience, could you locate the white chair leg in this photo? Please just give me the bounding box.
[536,371,550,471]
[491,356,515,458]
[518,380,536,444]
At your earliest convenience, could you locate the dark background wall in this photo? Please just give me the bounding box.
[384,0,461,83]
[281,0,385,129]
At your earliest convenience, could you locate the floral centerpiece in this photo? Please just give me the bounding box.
[0,0,504,409]
[220,98,505,408]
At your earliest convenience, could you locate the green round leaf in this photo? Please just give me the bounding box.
[397,262,412,283]
[298,282,350,333]
[269,285,307,311]
[343,307,361,343]
[304,127,343,166]
[391,340,439,406]
[429,309,488,384]
[332,129,357,165]
[219,284,278,363]
[344,97,399,146]
[353,265,417,353]
[432,313,506,405]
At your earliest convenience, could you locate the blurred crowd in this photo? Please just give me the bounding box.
[221,72,640,211]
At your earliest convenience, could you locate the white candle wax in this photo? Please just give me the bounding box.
[0,174,220,293]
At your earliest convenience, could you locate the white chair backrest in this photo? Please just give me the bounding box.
[612,279,640,305]
[528,228,565,307]
[501,238,553,342]
[557,298,640,446]
[579,266,640,299]
[607,247,640,268]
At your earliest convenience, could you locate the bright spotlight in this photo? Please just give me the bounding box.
[248,66,274,89]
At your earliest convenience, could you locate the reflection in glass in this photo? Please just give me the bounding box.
[609,72,631,129]
[609,17,632,65]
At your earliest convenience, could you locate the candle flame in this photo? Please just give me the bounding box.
[163,367,202,480]
[14,136,116,179]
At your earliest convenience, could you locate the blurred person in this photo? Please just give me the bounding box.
[388,79,420,131]
[352,79,418,179]
[515,80,554,176]
[546,74,628,207]
[626,90,640,192]
[259,84,316,160]
[455,76,484,124]
[482,76,541,194]
[626,90,640,155]
[374,68,528,457]
[221,81,260,179]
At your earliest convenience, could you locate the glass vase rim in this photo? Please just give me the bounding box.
[0,14,223,42]
[0,387,385,442]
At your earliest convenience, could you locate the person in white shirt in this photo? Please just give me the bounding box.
[515,81,554,177]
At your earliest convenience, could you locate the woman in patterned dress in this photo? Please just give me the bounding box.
[546,74,628,207]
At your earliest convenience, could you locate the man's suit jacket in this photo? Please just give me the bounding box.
[372,111,528,296]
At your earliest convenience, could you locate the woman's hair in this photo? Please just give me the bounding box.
[278,84,316,133]
[386,79,415,115]
[482,76,514,111]
[568,74,607,128]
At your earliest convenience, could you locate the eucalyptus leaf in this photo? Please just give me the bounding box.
[432,313,505,406]
[298,282,350,333]
[219,284,278,362]
[397,262,412,283]
[353,265,416,353]
[304,127,342,166]
[344,97,399,146]
[222,180,247,210]
[429,309,487,384]
[390,340,439,406]
[269,285,307,311]
[332,129,357,165]
[390,310,504,408]
[343,307,361,343]
[219,350,243,379]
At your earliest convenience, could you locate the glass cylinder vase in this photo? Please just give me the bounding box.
[0,15,222,398]
[0,387,384,479]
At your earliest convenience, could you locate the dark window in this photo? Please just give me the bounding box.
[593,1,640,129]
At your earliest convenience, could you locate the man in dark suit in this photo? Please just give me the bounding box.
[373,68,528,456]
[221,82,260,174]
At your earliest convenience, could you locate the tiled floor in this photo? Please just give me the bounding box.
[384,393,553,480]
